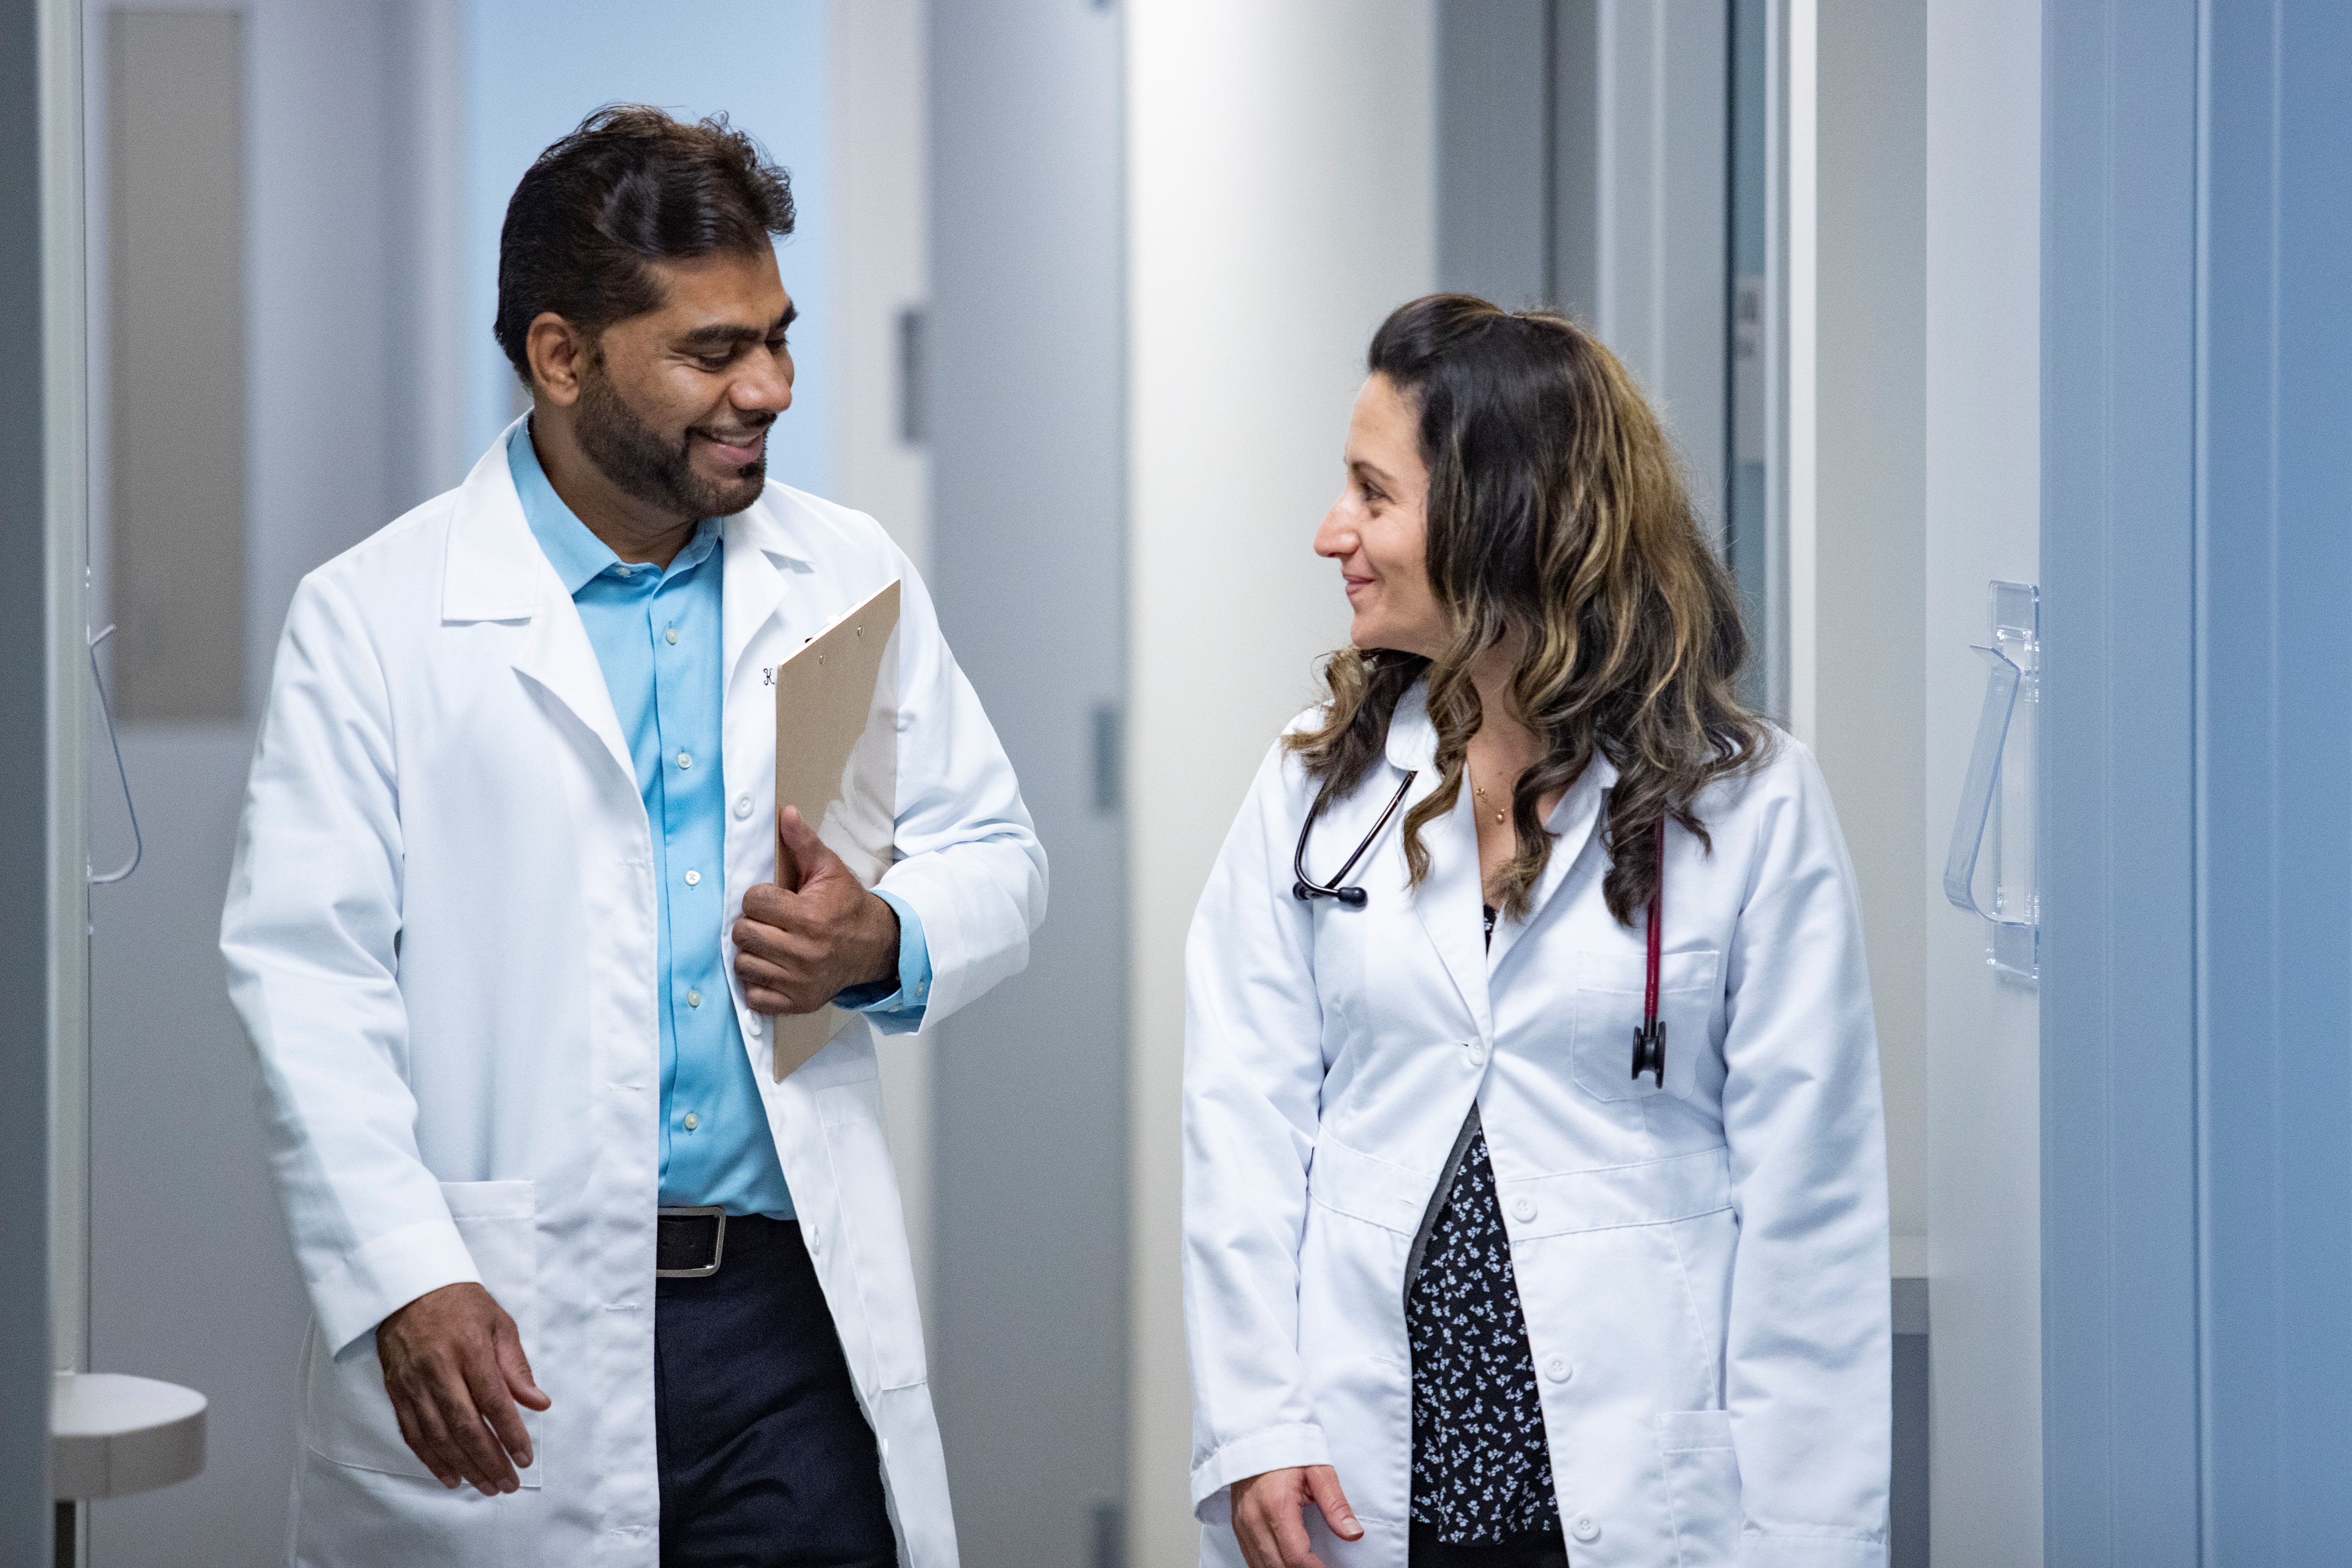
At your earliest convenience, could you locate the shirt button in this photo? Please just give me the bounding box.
[733,795,753,820]
[677,751,692,770]
[616,565,634,578]
[1510,1196,1538,1223]
[665,626,679,645]
[1544,1355,1574,1383]
[687,989,702,1008]
[684,869,701,886]
[682,1112,699,1131]
[1571,1516,1601,1544]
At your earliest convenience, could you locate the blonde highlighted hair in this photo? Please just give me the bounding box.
[1288,294,1768,925]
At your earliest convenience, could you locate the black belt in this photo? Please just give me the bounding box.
[656,1208,796,1278]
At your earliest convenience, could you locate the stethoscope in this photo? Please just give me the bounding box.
[1290,772,1416,908]
[1292,775,1670,1088]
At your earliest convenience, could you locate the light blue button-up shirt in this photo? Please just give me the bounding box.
[509,425,930,1220]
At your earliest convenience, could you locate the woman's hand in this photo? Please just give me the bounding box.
[1231,1465,1364,1568]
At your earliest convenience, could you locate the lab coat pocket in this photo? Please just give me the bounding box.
[1568,948,1720,1103]
[1657,1408,1741,1565]
[303,1179,542,1488]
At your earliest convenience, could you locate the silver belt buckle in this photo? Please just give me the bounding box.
[656,1205,727,1278]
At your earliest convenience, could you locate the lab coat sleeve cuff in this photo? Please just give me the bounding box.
[1736,1533,1887,1568]
[1189,1423,1332,1523]
[309,1216,484,1358]
[834,889,931,1033]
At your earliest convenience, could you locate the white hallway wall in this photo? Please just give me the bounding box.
[1922,0,2043,1559]
[1125,3,1436,1561]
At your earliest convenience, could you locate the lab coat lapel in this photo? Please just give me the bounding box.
[722,498,807,686]
[1485,751,1616,974]
[1387,687,1495,1042]
[440,420,635,788]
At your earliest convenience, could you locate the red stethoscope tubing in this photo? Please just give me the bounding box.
[1644,818,1664,1023]
[1632,818,1667,1086]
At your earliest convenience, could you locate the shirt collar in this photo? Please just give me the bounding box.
[506,420,718,594]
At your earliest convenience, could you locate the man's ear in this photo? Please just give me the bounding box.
[525,312,588,408]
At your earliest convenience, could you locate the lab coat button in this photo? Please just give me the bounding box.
[1510,1196,1537,1223]
[1544,1356,1573,1383]
[1571,1516,1601,1544]
[806,1225,820,1254]
[684,869,701,886]
[734,795,753,820]
[747,1014,766,1035]
[683,1112,699,1131]
[1465,1043,1487,1069]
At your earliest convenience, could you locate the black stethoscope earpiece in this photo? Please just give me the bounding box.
[1292,771,1416,908]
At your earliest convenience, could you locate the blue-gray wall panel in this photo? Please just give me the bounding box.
[2040,2,2203,1563]
[1437,0,1552,306]
[0,0,55,1557]
[928,3,1130,1563]
[2197,2,2352,1559]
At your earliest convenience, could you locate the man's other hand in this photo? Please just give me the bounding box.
[377,1282,549,1495]
[732,806,899,1015]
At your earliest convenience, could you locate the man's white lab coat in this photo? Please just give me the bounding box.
[223,426,1044,1566]
[1182,685,1890,1568]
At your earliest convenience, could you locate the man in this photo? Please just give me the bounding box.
[223,107,1043,1567]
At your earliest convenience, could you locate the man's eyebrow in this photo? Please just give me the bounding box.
[674,306,796,352]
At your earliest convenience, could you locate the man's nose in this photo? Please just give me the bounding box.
[734,350,794,415]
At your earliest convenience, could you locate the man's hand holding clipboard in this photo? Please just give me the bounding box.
[731,805,901,1020]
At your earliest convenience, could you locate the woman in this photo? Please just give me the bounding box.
[1182,296,1889,1568]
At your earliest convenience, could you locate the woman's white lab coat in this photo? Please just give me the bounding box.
[221,428,1044,1568]
[1182,684,1889,1568]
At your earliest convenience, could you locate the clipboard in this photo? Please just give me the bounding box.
[769,578,902,1080]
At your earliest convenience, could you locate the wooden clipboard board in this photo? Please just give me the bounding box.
[769,579,901,1080]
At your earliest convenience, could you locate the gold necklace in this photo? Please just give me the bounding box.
[1471,771,1507,825]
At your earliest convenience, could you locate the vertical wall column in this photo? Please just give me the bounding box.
[1,0,63,1556]
[2187,2,2352,1557]
[928,4,1130,1565]
[2040,3,2201,1562]
[1920,1,2044,1563]
[1125,4,1435,1562]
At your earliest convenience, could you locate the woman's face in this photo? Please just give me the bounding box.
[1317,374,1444,658]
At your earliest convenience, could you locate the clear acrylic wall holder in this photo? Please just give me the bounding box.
[1942,580,2039,986]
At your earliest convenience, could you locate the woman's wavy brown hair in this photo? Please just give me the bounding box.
[1288,294,1769,926]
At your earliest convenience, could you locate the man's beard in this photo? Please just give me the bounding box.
[575,352,770,521]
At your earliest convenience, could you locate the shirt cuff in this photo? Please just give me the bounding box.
[832,888,932,1030]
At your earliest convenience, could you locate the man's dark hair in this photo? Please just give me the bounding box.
[494,104,795,384]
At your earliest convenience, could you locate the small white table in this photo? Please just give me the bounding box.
[50,1372,207,1500]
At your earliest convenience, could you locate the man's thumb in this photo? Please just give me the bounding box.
[496,1326,551,1413]
[776,805,834,891]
